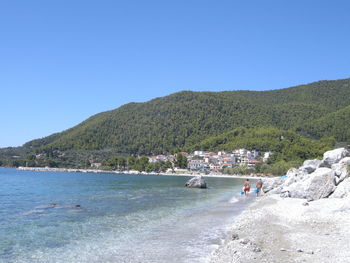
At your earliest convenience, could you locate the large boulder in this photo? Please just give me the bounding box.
[322,148,350,167]
[282,168,308,187]
[185,176,207,189]
[331,157,350,185]
[330,177,350,198]
[281,168,336,201]
[262,177,284,193]
[299,159,322,174]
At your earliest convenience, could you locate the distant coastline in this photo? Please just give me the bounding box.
[16,166,265,180]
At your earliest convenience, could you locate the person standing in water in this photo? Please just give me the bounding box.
[256,179,263,196]
[243,179,251,196]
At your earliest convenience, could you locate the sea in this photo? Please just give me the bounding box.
[0,168,253,263]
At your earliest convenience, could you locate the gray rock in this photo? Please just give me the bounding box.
[262,177,283,193]
[332,157,350,185]
[322,148,350,167]
[240,238,250,245]
[280,191,290,198]
[283,168,336,200]
[299,159,322,174]
[330,177,350,198]
[282,168,308,187]
[185,176,207,188]
[231,233,239,240]
[253,247,261,252]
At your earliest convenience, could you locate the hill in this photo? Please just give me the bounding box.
[25,78,350,155]
[1,78,350,167]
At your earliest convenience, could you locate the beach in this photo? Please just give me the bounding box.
[210,194,350,263]
[17,166,262,179]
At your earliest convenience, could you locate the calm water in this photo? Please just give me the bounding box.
[0,168,252,263]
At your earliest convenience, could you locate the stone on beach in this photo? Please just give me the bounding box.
[322,148,349,167]
[185,176,207,188]
[281,167,336,200]
[330,177,350,198]
[299,159,322,174]
[262,177,283,193]
[331,157,350,185]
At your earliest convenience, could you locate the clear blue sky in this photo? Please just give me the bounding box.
[1,0,349,147]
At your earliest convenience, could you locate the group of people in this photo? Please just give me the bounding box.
[242,178,263,196]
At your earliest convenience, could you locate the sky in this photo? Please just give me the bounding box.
[1,0,350,147]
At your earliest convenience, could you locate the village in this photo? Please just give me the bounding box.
[148,149,271,173]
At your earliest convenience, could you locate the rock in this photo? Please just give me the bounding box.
[322,148,350,167]
[280,191,290,198]
[185,176,207,188]
[231,233,239,240]
[262,177,283,193]
[332,157,350,185]
[299,159,322,174]
[330,177,350,198]
[302,202,309,206]
[253,247,261,252]
[282,168,336,200]
[240,238,250,245]
[282,168,308,187]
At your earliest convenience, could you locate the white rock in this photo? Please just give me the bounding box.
[262,177,283,193]
[185,176,207,188]
[323,148,350,166]
[330,177,350,198]
[299,159,322,174]
[282,168,336,200]
[283,168,308,187]
[332,157,350,185]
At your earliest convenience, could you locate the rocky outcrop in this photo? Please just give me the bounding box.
[299,159,322,174]
[185,176,207,188]
[264,148,350,201]
[281,168,336,201]
[262,177,284,193]
[330,178,350,198]
[332,157,350,185]
[322,148,349,167]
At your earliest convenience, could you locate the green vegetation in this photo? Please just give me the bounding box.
[175,153,188,169]
[22,78,350,155]
[102,156,172,173]
[0,78,349,168]
[188,126,333,164]
[190,126,334,175]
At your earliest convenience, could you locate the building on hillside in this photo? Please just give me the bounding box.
[188,160,209,171]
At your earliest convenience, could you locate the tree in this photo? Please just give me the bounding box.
[175,153,188,169]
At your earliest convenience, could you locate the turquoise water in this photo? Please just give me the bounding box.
[0,168,251,263]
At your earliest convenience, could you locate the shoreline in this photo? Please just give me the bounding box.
[16,166,266,180]
[210,194,350,263]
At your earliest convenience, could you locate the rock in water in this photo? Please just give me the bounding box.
[185,176,207,189]
[322,148,350,166]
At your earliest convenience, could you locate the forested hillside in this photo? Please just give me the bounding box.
[1,78,350,167]
[24,78,350,155]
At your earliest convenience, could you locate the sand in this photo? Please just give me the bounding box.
[210,194,350,263]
